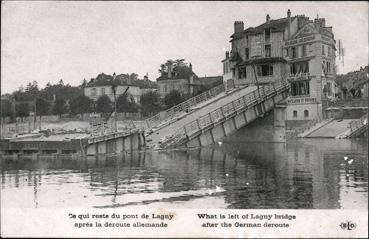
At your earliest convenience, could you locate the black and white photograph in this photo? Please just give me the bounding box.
[1,1,368,238]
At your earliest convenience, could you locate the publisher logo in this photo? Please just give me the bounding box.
[340,221,357,230]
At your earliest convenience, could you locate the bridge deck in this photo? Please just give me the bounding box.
[146,86,257,148]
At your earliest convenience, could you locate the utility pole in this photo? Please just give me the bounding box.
[252,64,261,98]
[34,97,37,131]
[112,73,118,132]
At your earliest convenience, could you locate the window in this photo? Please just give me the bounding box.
[265,28,271,42]
[290,61,309,74]
[101,88,105,95]
[91,88,97,96]
[238,67,246,79]
[290,80,310,96]
[285,48,289,58]
[304,110,309,118]
[245,48,249,60]
[326,82,332,96]
[293,110,298,118]
[309,44,313,53]
[302,45,307,57]
[322,44,325,55]
[328,46,331,56]
[292,47,297,58]
[246,36,249,45]
[265,44,271,57]
[257,64,273,76]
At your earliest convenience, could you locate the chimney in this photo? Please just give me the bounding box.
[287,9,291,38]
[266,14,270,23]
[226,51,229,59]
[234,21,244,34]
[314,18,321,30]
[168,64,172,78]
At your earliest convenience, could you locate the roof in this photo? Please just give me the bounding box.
[230,52,243,63]
[231,17,291,40]
[237,57,287,66]
[156,65,199,81]
[86,73,157,89]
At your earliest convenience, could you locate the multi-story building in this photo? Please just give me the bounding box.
[84,73,157,104]
[84,84,141,103]
[156,63,200,98]
[222,10,337,121]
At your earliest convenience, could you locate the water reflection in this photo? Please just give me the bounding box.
[1,139,367,209]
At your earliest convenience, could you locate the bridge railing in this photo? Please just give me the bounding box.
[161,80,289,146]
[349,114,368,133]
[146,80,233,129]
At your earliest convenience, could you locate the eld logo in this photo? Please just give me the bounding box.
[340,221,357,230]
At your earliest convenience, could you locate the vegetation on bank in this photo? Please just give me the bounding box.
[1,72,187,120]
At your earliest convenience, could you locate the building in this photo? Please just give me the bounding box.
[156,63,200,98]
[84,84,141,103]
[222,10,337,121]
[139,75,158,95]
[84,73,157,104]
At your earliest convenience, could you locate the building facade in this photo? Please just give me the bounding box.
[156,63,200,98]
[222,10,337,121]
[84,85,142,103]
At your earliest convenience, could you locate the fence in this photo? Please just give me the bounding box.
[161,79,289,147]
[146,80,233,129]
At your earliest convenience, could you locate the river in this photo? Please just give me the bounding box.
[1,138,367,209]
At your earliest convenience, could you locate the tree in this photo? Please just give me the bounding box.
[163,90,184,109]
[140,91,161,116]
[52,98,68,116]
[158,59,188,75]
[70,95,93,115]
[116,93,138,113]
[16,103,30,118]
[96,95,113,113]
[80,78,88,88]
[36,98,50,116]
[0,99,13,118]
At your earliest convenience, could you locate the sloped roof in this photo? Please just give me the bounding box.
[231,17,291,40]
[86,73,157,89]
[230,52,243,63]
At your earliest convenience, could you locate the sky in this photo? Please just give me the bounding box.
[1,1,368,94]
